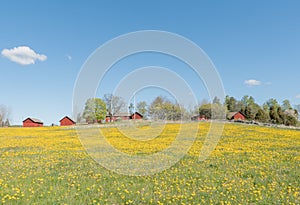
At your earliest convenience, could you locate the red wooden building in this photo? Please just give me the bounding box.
[105,113,130,122]
[130,112,143,120]
[23,117,43,127]
[227,112,246,121]
[60,116,76,126]
[191,115,207,121]
[105,112,143,122]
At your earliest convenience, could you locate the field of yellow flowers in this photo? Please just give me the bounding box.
[0,123,299,204]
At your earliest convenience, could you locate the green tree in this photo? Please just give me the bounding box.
[199,103,226,120]
[199,104,212,119]
[277,107,286,125]
[149,96,165,120]
[224,96,240,112]
[282,100,292,111]
[255,108,269,123]
[149,97,183,121]
[285,115,298,126]
[136,101,148,117]
[82,98,106,123]
[269,106,281,124]
[266,98,280,109]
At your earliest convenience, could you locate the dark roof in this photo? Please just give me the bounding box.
[59,116,75,123]
[23,117,43,123]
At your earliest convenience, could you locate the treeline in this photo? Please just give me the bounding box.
[79,94,299,126]
[79,95,190,123]
[198,95,299,126]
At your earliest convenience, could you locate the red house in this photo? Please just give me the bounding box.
[130,112,143,120]
[60,116,76,126]
[227,112,246,121]
[23,117,43,127]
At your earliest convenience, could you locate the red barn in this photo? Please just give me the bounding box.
[130,112,143,120]
[227,112,246,121]
[60,116,76,126]
[23,117,43,127]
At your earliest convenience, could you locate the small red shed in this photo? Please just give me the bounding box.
[130,112,143,120]
[23,117,43,127]
[227,112,246,121]
[60,116,76,126]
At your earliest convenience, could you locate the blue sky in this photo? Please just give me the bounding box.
[0,0,300,125]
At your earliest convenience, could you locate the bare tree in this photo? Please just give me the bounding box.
[103,94,126,121]
[0,105,10,127]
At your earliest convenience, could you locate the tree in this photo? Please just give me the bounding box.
[277,107,285,125]
[224,95,243,112]
[213,96,221,105]
[285,115,298,126]
[76,113,83,123]
[295,105,300,117]
[199,103,226,120]
[136,101,148,117]
[269,106,281,124]
[255,108,269,123]
[103,94,126,121]
[149,96,166,120]
[199,104,212,119]
[4,119,10,127]
[282,100,292,111]
[82,98,106,123]
[0,105,10,127]
[225,96,237,112]
[265,98,280,110]
[128,103,134,115]
[148,96,183,121]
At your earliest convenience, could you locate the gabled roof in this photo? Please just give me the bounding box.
[227,111,245,119]
[23,117,43,123]
[131,112,143,117]
[59,116,75,123]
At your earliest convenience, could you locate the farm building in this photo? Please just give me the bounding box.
[106,112,143,122]
[227,112,246,121]
[191,115,207,121]
[106,113,131,122]
[60,116,76,126]
[23,117,43,127]
[130,112,143,120]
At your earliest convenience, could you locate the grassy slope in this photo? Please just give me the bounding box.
[0,123,299,204]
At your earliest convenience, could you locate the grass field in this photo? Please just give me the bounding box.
[0,123,299,204]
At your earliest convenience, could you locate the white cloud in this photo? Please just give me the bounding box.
[244,79,261,86]
[296,94,300,99]
[1,46,47,65]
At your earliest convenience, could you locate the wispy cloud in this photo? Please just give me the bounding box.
[244,79,261,86]
[66,54,72,61]
[1,46,47,65]
[265,82,272,85]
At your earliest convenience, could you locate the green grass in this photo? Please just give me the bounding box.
[0,123,299,204]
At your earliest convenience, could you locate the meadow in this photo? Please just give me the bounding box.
[0,123,299,204]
